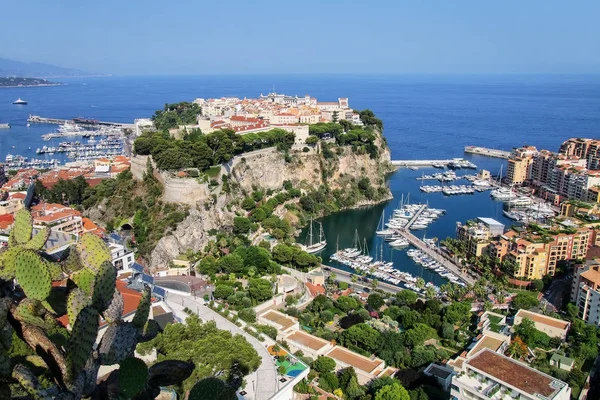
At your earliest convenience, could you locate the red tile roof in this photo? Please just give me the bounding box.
[305,282,325,297]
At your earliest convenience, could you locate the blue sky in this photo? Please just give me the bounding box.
[2,0,600,75]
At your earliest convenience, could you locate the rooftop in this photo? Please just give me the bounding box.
[515,309,569,330]
[580,268,600,286]
[260,310,297,331]
[286,330,331,352]
[467,349,566,399]
[326,346,382,374]
[468,335,506,357]
[477,217,504,227]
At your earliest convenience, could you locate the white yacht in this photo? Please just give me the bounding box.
[300,220,327,254]
[490,187,516,201]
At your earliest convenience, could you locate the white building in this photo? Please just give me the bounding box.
[571,259,600,326]
[109,242,135,276]
[450,348,571,400]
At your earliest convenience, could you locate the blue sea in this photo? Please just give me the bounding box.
[2,74,600,285]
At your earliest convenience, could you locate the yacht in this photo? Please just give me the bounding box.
[490,187,516,201]
[507,196,534,207]
[300,220,327,254]
[12,98,27,105]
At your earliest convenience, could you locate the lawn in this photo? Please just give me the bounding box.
[205,165,221,178]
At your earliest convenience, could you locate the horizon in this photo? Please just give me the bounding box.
[2,0,600,76]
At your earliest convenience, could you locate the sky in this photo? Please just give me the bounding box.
[2,0,600,75]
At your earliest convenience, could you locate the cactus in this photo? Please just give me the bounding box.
[118,357,148,398]
[103,287,124,324]
[76,233,111,272]
[131,286,151,329]
[67,288,91,327]
[92,261,116,312]
[0,298,7,329]
[62,247,84,273]
[14,300,49,330]
[24,227,50,251]
[0,245,23,280]
[71,268,95,297]
[15,250,51,301]
[45,258,63,281]
[98,322,138,365]
[12,363,53,400]
[0,349,10,377]
[9,209,33,246]
[67,306,99,376]
[139,319,160,342]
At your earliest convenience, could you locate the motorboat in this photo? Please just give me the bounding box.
[12,98,27,105]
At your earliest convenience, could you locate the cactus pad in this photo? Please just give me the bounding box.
[0,349,10,377]
[15,250,51,301]
[92,261,116,312]
[12,363,53,400]
[76,233,111,272]
[139,319,160,342]
[98,322,138,365]
[0,298,7,329]
[67,306,99,376]
[9,209,33,246]
[131,286,151,329]
[0,324,13,352]
[62,247,84,273]
[118,357,148,398]
[24,227,50,251]
[67,288,91,327]
[14,300,49,330]
[71,268,95,297]
[45,259,63,281]
[0,245,23,281]
[103,288,124,324]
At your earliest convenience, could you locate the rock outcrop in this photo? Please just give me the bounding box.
[146,133,392,270]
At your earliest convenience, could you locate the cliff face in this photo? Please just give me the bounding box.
[146,134,392,270]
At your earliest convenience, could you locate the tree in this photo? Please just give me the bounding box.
[241,197,256,210]
[367,293,385,311]
[533,279,544,291]
[336,295,361,313]
[217,254,245,274]
[416,277,425,290]
[512,293,539,310]
[425,286,436,299]
[341,323,381,353]
[305,136,319,145]
[344,375,365,399]
[247,278,273,303]
[318,371,339,393]
[395,290,418,305]
[441,322,455,340]
[238,308,256,323]
[312,356,336,373]
[320,310,334,323]
[285,294,298,306]
[507,336,528,360]
[374,383,410,400]
[233,217,253,234]
[214,284,235,299]
[339,281,349,290]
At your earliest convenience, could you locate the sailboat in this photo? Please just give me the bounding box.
[376,210,394,236]
[301,219,327,254]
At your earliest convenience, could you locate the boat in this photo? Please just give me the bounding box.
[0,123,9,129]
[507,196,534,207]
[300,219,326,254]
[490,187,516,201]
[12,98,27,105]
[408,166,419,171]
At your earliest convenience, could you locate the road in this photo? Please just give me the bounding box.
[164,292,279,400]
[542,275,571,312]
[323,265,403,294]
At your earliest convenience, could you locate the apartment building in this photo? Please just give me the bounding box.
[31,203,84,236]
[450,348,571,400]
[571,259,600,326]
[506,146,538,185]
[456,218,505,258]
[504,238,548,280]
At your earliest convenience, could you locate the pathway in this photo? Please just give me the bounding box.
[164,292,279,400]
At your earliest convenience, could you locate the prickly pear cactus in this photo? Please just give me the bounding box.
[103,290,124,324]
[98,322,138,365]
[67,288,91,327]
[24,227,50,251]
[131,286,151,329]
[45,258,63,281]
[67,306,99,376]
[92,261,117,312]
[14,250,51,301]
[62,247,83,273]
[76,233,111,272]
[9,209,33,246]
[71,268,95,297]
[118,357,148,398]
[14,299,49,330]
[0,245,22,280]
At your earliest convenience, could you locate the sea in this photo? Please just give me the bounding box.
[1,74,600,286]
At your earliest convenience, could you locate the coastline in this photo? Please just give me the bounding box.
[0,83,64,89]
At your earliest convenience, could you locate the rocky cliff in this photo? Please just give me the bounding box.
[146,133,392,270]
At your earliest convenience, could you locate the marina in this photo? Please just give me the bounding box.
[464,145,511,159]
[27,114,134,128]
[391,158,477,169]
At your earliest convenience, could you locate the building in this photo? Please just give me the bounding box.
[513,309,570,339]
[456,218,505,258]
[424,364,455,391]
[109,242,135,276]
[284,330,333,359]
[257,310,299,334]
[506,146,538,185]
[447,331,511,372]
[324,345,395,385]
[0,196,24,215]
[549,354,575,372]
[450,348,571,400]
[32,207,84,236]
[571,259,600,326]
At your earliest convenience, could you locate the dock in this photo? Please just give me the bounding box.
[391,158,477,169]
[464,146,511,159]
[405,204,427,229]
[27,115,134,129]
[394,229,476,285]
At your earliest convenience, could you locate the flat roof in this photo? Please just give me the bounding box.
[469,335,505,356]
[426,364,452,379]
[515,309,569,330]
[326,346,382,374]
[467,349,565,398]
[286,330,330,352]
[477,217,504,227]
[261,310,297,331]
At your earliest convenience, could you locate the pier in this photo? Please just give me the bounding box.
[464,146,511,159]
[27,115,134,129]
[394,229,475,285]
[405,204,427,229]
[391,158,477,169]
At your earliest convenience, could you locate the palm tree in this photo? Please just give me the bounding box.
[351,275,358,283]
[425,286,436,299]
[416,277,425,290]
[328,271,337,284]
[371,279,379,289]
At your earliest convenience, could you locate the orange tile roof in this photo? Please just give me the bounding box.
[9,192,26,200]
[580,268,600,286]
[34,209,81,223]
[516,310,569,330]
[305,282,325,297]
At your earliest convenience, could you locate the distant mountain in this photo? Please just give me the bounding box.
[0,57,105,78]
[0,77,60,87]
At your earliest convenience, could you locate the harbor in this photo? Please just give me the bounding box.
[27,114,134,129]
[464,145,511,159]
[391,158,477,169]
